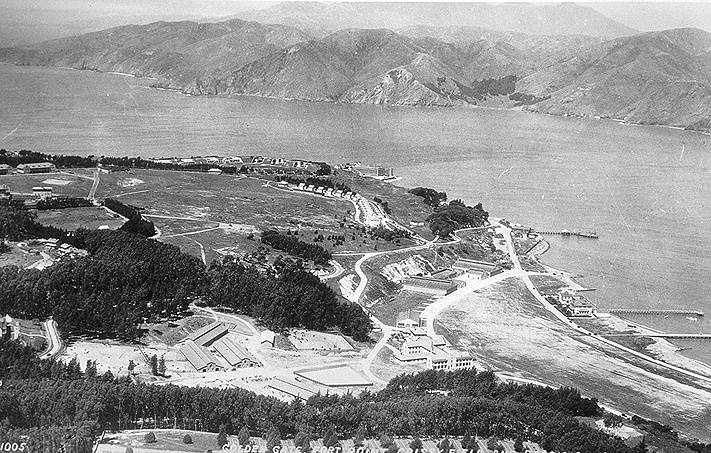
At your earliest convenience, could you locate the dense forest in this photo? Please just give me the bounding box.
[203,256,371,340]
[0,341,655,453]
[0,200,80,244]
[261,230,332,265]
[428,200,489,237]
[0,228,204,340]
[0,203,370,342]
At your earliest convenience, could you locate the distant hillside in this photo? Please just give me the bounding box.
[517,28,711,130]
[1,20,710,133]
[227,2,637,38]
[0,19,312,88]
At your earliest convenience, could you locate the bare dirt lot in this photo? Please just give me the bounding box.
[436,277,711,442]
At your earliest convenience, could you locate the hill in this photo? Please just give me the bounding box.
[1,20,710,132]
[0,19,312,88]
[517,28,711,129]
[228,2,637,38]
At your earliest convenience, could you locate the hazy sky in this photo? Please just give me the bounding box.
[2,1,711,33]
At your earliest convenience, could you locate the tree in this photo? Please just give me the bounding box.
[183,434,193,444]
[461,433,473,451]
[604,413,624,428]
[265,425,281,452]
[150,355,158,376]
[125,448,133,453]
[513,436,524,453]
[144,432,156,444]
[322,429,338,447]
[237,426,251,446]
[294,431,311,453]
[158,356,166,376]
[127,360,136,375]
[486,437,503,452]
[218,426,228,448]
[85,360,97,379]
[438,437,451,452]
[353,425,366,447]
[410,437,422,452]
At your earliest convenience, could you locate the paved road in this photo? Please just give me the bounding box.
[88,168,100,200]
[39,319,62,360]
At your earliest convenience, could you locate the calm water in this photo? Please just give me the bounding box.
[2,64,711,362]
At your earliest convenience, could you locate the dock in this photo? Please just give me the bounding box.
[535,229,599,239]
[604,333,711,340]
[609,309,704,317]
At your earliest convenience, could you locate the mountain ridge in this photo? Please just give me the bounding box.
[0,19,709,133]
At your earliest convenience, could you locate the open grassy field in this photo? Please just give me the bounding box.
[90,169,418,262]
[436,277,711,441]
[37,207,124,230]
[100,429,221,452]
[529,274,569,294]
[0,170,94,197]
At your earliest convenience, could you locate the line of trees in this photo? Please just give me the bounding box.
[0,149,96,168]
[103,198,156,237]
[276,175,352,193]
[36,197,94,210]
[261,230,332,265]
[0,343,643,453]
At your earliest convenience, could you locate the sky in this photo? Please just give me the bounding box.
[2,1,711,33]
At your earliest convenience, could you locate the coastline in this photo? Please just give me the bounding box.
[527,234,711,372]
[3,62,708,137]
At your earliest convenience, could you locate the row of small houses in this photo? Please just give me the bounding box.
[289,181,359,200]
[0,162,58,174]
[178,321,275,372]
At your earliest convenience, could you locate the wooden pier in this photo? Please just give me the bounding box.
[535,229,599,239]
[604,333,711,340]
[609,309,704,317]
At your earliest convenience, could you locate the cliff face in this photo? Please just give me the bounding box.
[1,19,710,133]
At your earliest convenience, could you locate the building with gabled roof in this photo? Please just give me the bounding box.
[0,164,12,175]
[213,337,260,368]
[16,162,57,174]
[187,321,229,347]
[179,340,224,372]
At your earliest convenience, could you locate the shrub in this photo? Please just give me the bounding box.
[183,434,193,444]
[144,432,156,443]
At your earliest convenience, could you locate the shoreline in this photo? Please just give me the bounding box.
[3,62,709,137]
[527,234,711,371]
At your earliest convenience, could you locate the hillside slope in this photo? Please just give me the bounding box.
[518,28,711,129]
[1,21,710,132]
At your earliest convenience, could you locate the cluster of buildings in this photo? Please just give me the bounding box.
[394,327,474,371]
[150,156,325,176]
[0,162,58,174]
[178,321,267,372]
[0,184,56,205]
[401,258,504,296]
[337,162,395,180]
[0,315,19,340]
[555,288,596,317]
[290,181,358,200]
